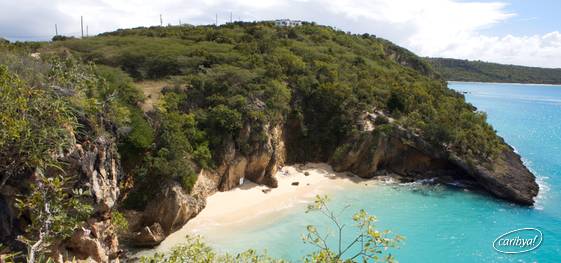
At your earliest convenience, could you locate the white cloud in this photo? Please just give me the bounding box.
[0,0,560,68]
[436,32,561,68]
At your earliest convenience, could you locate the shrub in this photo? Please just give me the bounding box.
[0,65,75,186]
[111,211,129,234]
[126,109,155,150]
[207,105,243,134]
[374,115,389,125]
[180,169,198,193]
[52,35,76,41]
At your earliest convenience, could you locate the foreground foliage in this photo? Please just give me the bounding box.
[140,237,286,263]
[303,196,403,262]
[141,195,402,263]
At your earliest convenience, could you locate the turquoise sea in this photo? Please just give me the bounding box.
[199,82,561,262]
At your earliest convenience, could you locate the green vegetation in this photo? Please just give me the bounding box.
[1,22,506,215]
[0,64,74,188]
[141,195,402,263]
[52,22,503,164]
[1,22,510,260]
[0,43,146,261]
[426,57,561,84]
[302,195,403,262]
[15,176,94,262]
[111,211,129,234]
[140,237,285,263]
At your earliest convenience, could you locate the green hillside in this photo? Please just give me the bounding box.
[8,21,504,204]
[426,57,561,84]
[1,22,510,261]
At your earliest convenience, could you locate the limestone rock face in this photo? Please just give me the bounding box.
[55,136,122,261]
[0,135,123,262]
[449,147,539,205]
[217,123,285,191]
[191,169,222,198]
[77,137,120,214]
[330,125,539,205]
[65,219,119,263]
[330,127,450,178]
[127,181,205,247]
[218,155,248,191]
[125,122,287,248]
[129,223,166,247]
[142,182,205,235]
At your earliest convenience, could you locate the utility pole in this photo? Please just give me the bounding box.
[179,19,181,26]
[160,14,163,26]
[86,25,89,37]
[55,24,58,36]
[230,12,232,23]
[80,16,84,38]
[215,13,218,25]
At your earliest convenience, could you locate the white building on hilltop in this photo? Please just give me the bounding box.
[274,19,303,27]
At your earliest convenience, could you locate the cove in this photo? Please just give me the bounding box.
[158,82,561,262]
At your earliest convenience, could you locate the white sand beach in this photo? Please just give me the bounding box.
[137,163,369,256]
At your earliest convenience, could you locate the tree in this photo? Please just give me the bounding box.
[207,104,243,134]
[139,195,402,263]
[51,35,75,41]
[0,65,75,190]
[16,172,93,263]
[303,195,404,263]
[140,236,286,263]
[0,54,134,262]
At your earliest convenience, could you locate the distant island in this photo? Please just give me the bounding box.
[426,57,561,84]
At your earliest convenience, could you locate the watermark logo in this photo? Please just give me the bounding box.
[493,228,543,254]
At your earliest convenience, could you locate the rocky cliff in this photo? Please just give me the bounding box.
[2,108,538,262]
[1,112,537,263]
[123,111,538,252]
[123,122,286,247]
[329,113,539,205]
[57,136,122,262]
[0,136,122,262]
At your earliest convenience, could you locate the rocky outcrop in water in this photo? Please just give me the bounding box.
[448,146,539,205]
[125,110,539,250]
[329,115,539,205]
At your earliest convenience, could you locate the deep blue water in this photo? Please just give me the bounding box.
[199,82,561,262]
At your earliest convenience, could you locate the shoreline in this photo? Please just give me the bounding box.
[134,163,369,257]
[448,80,561,87]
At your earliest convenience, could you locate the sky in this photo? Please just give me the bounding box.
[0,0,560,68]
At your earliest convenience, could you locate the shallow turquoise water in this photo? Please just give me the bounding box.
[200,82,561,262]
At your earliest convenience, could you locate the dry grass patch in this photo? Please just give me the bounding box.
[135,80,169,112]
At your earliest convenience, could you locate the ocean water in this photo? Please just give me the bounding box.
[196,82,561,262]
